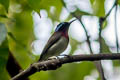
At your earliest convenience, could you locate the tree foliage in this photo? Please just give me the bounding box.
[0,0,120,80]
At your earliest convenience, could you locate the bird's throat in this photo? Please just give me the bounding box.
[61,31,69,39]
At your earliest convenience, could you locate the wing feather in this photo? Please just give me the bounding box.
[39,32,62,61]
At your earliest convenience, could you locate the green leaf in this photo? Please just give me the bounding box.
[0,22,7,46]
[113,60,120,67]
[27,0,41,12]
[7,10,35,68]
[50,62,95,80]
[102,20,108,29]
[72,9,93,17]
[0,4,7,16]
[90,0,105,17]
[29,71,49,80]
[0,39,9,80]
[27,0,62,21]
[0,39,9,66]
[90,0,95,4]
[0,68,10,80]
[69,37,80,55]
[65,15,73,21]
[118,0,120,5]
[101,38,111,53]
[0,0,9,12]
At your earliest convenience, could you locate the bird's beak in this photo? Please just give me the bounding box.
[69,19,77,24]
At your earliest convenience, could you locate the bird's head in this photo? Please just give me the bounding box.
[55,19,77,32]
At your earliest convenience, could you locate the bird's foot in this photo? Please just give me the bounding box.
[45,56,61,70]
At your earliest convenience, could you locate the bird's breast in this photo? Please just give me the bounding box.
[48,36,69,56]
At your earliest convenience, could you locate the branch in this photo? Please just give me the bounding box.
[11,53,120,80]
[6,51,29,80]
[6,51,22,77]
[77,17,93,54]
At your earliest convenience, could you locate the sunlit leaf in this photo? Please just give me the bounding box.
[90,0,95,4]
[102,20,108,29]
[0,22,7,45]
[118,0,120,5]
[90,0,105,17]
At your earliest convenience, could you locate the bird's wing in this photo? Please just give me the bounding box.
[39,32,62,61]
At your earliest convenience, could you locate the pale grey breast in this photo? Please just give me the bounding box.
[48,36,69,56]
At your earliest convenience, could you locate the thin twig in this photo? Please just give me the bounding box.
[77,17,93,53]
[99,0,117,53]
[97,1,117,80]
[61,0,92,54]
[114,1,119,52]
[11,53,120,80]
[104,1,117,20]
[98,1,117,80]
[99,18,103,53]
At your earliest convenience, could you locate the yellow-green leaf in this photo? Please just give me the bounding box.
[90,0,105,17]
[0,0,9,12]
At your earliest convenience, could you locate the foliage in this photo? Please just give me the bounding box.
[0,0,119,80]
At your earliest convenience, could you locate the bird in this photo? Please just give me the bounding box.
[39,19,77,61]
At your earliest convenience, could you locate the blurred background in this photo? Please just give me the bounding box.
[0,0,120,80]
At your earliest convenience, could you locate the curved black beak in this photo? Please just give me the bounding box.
[69,19,77,24]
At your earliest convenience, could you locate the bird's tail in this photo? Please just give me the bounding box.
[38,53,45,62]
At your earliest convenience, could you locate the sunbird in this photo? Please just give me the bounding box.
[39,19,76,61]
